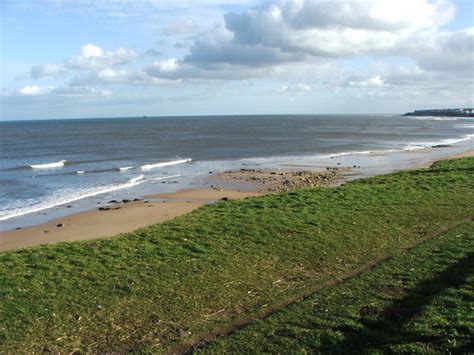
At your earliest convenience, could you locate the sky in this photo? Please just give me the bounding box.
[1,0,473,120]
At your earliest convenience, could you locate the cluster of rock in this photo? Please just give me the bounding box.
[98,198,146,211]
[222,168,344,193]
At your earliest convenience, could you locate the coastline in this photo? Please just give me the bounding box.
[1,148,473,252]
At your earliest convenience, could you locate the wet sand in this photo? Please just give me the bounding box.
[1,149,472,252]
[0,189,260,252]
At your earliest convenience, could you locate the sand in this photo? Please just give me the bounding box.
[0,189,259,252]
[2,149,472,252]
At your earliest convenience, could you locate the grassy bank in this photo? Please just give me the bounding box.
[199,221,474,353]
[1,158,473,352]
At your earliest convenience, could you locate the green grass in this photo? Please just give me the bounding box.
[199,221,474,353]
[1,157,473,353]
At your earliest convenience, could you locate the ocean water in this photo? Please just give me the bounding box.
[1,114,473,229]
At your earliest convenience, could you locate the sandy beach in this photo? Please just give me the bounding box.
[0,189,260,252]
[1,149,472,252]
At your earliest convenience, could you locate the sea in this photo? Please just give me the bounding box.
[1,114,473,230]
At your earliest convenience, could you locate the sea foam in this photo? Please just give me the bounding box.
[403,134,474,151]
[0,175,147,221]
[29,160,67,169]
[141,158,192,171]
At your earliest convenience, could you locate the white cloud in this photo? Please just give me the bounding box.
[153,58,180,73]
[81,43,104,58]
[19,85,51,96]
[276,83,312,94]
[66,44,137,69]
[30,64,66,79]
[349,75,384,87]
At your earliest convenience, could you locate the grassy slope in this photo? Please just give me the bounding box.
[1,158,473,352]
[200,221,474,354]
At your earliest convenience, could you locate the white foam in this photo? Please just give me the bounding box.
[29,160,66,169]
[407,116,461,121]
[149,174,182,181]
[119,166,134,171]
[454,124,474,129]
[403,134,474,151]
[141,158,192,171]
[0,175,147,221]
[129,175,144,184]
[316,150,397,159]
[76,170,85,174]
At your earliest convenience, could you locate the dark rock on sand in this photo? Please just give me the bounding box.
[56,223,65,227]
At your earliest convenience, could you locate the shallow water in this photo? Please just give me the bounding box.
[1,114,473,230]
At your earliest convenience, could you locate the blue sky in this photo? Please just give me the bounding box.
[1,0,473,120]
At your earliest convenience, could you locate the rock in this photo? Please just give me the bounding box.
[221,197,229,201]
[67,205,72,208]
[143,200,150,203]
[432,144,451,148]
[172,181,179,184]
[44,230,49,234]
[15,227,21,230]
[122,199,131,203]
[98,207,111,211]
[161,181,166,184]
[56,223,65,227]
[108,200,119,203]
[133,198,142,202]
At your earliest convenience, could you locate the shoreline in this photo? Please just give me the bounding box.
[1,148,473,252]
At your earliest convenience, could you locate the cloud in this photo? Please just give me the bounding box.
[415,27,474,73]
[348,75,384,87]
[66,44,137,70]
[6,85,111,98]
[18,85,51,96]
[30,64,67,79]
[144,0,463,84]
[276,83,312,94]
[221,0,454,58]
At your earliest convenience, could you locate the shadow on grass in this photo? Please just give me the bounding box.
[329,252,474,352]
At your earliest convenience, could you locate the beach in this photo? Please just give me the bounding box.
[3,153,473,353]
[1,149,472,252]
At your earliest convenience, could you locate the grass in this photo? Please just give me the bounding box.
[1,157,473,353]
[199,221,474,353]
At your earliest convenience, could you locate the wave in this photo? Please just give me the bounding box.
[76,170,85,174]
[315,149,399,159]
[407,116,462,121]
[0,175,147,221]
[454,124,474,129]
[119,166,134,171]
[141,158,192,171]
[29,160,67,169]
[403,134,474,151]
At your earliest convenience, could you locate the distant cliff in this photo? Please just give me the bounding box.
[403,108,474,117]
